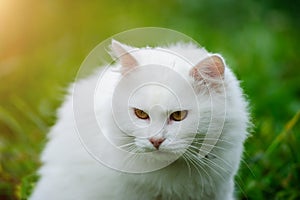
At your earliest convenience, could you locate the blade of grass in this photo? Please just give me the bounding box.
[12,96,48,133]
[0,106,24,136]
[265,110,300,157]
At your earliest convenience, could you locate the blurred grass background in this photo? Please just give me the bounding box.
[0,0,299,199]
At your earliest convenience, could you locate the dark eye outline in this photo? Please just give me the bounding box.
[134,108,149,120]
[170,110,188,121]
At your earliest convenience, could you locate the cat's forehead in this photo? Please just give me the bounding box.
[131,48,193,74]
[129,84,180,111]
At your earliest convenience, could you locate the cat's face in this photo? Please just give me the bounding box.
[109,40,225,161]
[126,82,199,154]
[111,64,202,158]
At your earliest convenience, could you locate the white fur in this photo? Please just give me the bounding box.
[30,41,249,200]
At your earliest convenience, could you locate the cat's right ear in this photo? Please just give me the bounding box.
[110,40,138,75]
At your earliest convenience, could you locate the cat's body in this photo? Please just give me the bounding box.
[30,41,249,200]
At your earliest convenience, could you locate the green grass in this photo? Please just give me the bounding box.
[0,0,299,199]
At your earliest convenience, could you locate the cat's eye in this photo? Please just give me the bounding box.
[134,108,149,120]
[170,110,188,121]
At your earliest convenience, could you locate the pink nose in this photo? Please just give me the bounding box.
[149,138,165,150]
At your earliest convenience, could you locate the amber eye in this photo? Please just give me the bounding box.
[170,110,188,121]
[134,108,149,120]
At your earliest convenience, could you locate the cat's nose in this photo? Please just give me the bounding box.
[149,137,165,150]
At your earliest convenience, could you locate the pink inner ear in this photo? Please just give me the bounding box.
[119,53,138,70]
[190,55,225,81]
[111,40,138,74]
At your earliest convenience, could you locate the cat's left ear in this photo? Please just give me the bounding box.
[111,40,138,74]
[189,54,225,83]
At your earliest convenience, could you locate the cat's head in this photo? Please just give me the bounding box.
[109,40,226,161]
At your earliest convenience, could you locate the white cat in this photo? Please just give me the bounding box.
[30,40,249,200]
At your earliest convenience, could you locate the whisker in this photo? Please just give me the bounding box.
[184,149,216,190]
[180,153,192,177]
[182,151,207,193]
[190,137,236,146]
[186,146,234,184]
[121,145,144,169]
[234,157,253,199]
[190,142,228,152]
[117,142,136,149]
[240,152,256,178]
[193,146,234,170]
[202,158,229,182]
